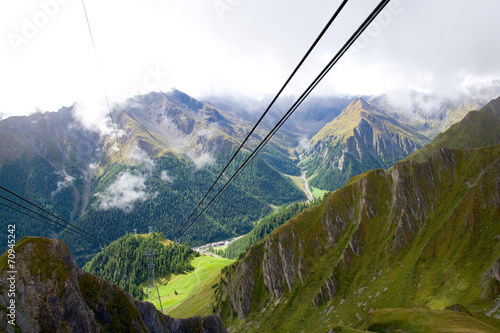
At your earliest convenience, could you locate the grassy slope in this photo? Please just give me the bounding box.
[311,187,328,199]
[303,98,430,192]
[287,174,307,196]
[150,256,234,317]
[357,307,500,332]
[406,96,500,163]
[218,144,500,333]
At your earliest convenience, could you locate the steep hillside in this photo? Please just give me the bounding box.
[214,142,500,332]
[353,306,500,332]
[224,199,323,260]
[0,237,227,333]
[368,90,485,138]
[300,98,430,191]
[0,90,305,265]
[407,95,500,163]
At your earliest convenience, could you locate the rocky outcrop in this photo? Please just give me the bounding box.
[221,245,261,319]
[312,274,339,308]
[0,237,227,333]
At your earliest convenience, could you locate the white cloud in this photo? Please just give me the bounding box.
[197,124,219,141]
[186,149,215,170]
[128,144,155,171]
[72,99,123,137]
[98,171,155,213]
[51,173,75,196]
[160,170,174,184]
[1,0,500,117]
[297,136,312,152]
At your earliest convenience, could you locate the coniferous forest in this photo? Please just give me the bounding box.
[83,233,195,299]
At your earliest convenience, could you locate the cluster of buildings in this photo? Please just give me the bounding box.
[193,235,245,257]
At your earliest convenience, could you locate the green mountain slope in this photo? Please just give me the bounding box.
[214,142,500,332]
[352,306,500,332]
[301,98,430,191]
[224,199,324,260]
[407,95,500,163]
[153,256,235,318]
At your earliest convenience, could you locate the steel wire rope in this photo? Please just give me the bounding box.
[0,185,106,244]
[174,0,350,242]
[0,195,103,245]
[176,0,391,241]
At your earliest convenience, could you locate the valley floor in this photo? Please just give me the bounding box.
[149,256,234,318]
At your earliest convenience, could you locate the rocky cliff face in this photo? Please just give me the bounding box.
[0,237,227,333]
[215,143,500,332]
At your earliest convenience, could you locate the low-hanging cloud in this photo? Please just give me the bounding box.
[296,135,312,152]
[186,149,215,170]
[128,144,155,171]
[51,173,75,197]
[98,171,156,213]
[161,170,174,183]
[72,99,124,137]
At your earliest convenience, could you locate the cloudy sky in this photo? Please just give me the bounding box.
[1,0,500,117]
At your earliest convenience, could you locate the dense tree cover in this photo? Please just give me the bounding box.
[83,232,195,300]
[224,196,326,260]
[258,144,301,176]
[304,143,384,191]
[0,147,305,266]
[0,154,77,244]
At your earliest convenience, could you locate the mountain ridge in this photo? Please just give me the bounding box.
[213,98,500,332]
[0,89,305,265]
[216,143,500,332]
[300,97,430,191]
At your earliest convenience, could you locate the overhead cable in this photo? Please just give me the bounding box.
[175,0,350,241]
[177,0,391,241]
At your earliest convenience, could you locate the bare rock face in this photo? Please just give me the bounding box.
[312,274,339,308]
[0,237,228,333]
[222,245,260,319]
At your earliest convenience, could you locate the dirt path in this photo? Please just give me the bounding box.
[166,259,209,313]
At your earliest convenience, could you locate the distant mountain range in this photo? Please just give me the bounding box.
[0,89,305,264]
[0,87,496,265]
[1,90,500,333]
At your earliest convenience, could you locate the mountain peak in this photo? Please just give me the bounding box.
[341,97,382,118]
[164,88,203,111]
[305,97,430,191]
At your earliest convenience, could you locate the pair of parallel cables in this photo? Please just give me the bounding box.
[0,185,106,247]
[0,0,391,248]
[175,0,391,242]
